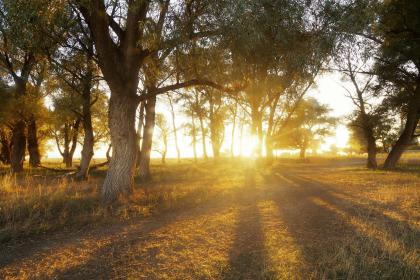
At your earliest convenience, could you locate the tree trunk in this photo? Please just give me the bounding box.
[212,141,220,158]
[161,152,166,164]
[251,108,263,157]
[27,118,41,167]
[138,96,156,181]
[0,130,11,164]
[257,121,263,156]
[76,89,95,180]
[239,120,244,156]
[136,102,145,167]
[191,114,198,162]
[210,125,223,159]
[266,136,273,160]
[61,120,80,168]
[10,121,26,172]
[168,96,181,162]
[384,92,420,170]
[102,94,139,202]
[299,147,306,159]
[63,153,73,168]
[230,104,237,158]
[106,144,112,161]
[199,117,208,159]
[366,130,377,169]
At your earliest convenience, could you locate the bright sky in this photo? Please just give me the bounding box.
[308,73,353,151]
[46,73,355,159]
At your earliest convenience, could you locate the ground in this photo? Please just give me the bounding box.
[0,158,419,279]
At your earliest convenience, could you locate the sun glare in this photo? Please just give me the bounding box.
[240,134,259,157]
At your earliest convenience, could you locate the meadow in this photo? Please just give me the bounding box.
[0,156,419,279]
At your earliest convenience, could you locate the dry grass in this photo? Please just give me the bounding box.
[0,158,419,279]
[0,159,246,244]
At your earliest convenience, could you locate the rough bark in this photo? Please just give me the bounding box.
[102,94,139,202]
[27,118,41,167]
[10,121,26,173]
[383,92,420,169]
[75,86,95,180]
[77,0,146,202]
[138,96,156,181]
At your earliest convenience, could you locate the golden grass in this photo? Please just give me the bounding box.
[0,159,247,243]
[0,158,419,279]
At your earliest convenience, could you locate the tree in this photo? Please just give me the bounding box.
[49,6,104,179]
[49,87,82,168]
[0,0,64,171]
[184,112,198,162]
[335,40,379,169]
[228,99,238,158]
[153,113,170,164]
[73,0,232,201]
[205,88,226,158]
[167,94,181,162]
[373,0,420,169]
[274,98,336,159]
[222,0,334,158]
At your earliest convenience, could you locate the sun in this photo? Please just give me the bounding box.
[239,134,259,157]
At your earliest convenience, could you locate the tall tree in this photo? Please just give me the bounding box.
[374,0,420,169]
[49,8,103,178]
[0,0,63,171]
[223,0,334,158]
[73,0,229,200]
[153,113,170,164]
[274,98,336,159]
[335,41,379,169]
[167,94,181,162]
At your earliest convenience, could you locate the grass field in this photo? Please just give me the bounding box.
[0,157,419,279]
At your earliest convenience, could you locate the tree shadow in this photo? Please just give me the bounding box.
[221,167,276,280]
[267,171,420,279]
[41,174,252,279]
[0,174,243,276]
[284,173,420,252]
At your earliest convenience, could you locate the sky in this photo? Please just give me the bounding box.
[46,72,355,159]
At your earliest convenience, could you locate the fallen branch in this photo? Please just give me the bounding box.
[39,165,72,172]
[88,161,109,171]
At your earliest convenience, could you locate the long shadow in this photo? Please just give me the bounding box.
[283,173,420,253]
[221,167,275,280]
[266,171,420,279]
[45,178,249,279]
[0,174,243,274]
[49,203,236,279]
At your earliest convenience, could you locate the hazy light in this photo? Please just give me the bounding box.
[240,134,259,157]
